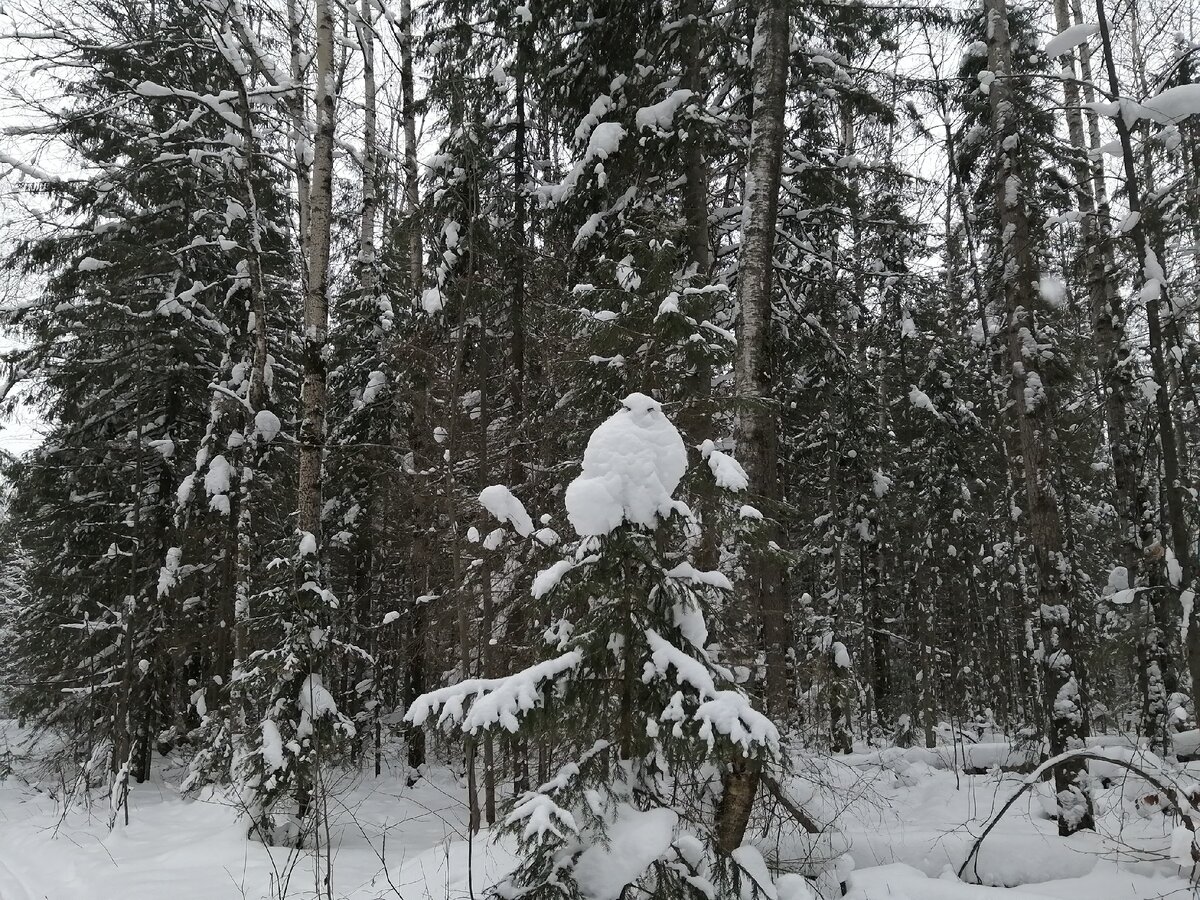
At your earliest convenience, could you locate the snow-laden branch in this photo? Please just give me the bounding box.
[540,121,626,204]
[134,82,244,129]
[0,149,61,183]
[479,484,534,537]
[1044,23,1099,58]
[645,629,779,756]
[0,360,24,404]
[405,650,583,734]
[504,741,611,843]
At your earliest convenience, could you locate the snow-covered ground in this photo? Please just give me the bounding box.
[0,722,1196,899]
[0,722,513,900]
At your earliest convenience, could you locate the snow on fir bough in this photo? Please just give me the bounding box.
[645,628,780,754]
[479,483,535,537]
[404,651,584,734]
[1043,22,1099,58]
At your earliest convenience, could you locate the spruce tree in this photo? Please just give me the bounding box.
[408,393,785,899]
[0,0,276,803]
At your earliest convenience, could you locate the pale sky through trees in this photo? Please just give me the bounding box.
[0,333,38,457]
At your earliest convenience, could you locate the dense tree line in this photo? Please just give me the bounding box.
[1,0,1200,892]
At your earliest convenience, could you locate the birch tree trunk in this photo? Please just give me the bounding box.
[286,0,313,263]
[298,0,335,546]
[400,0,421,291]
[734,0,789,725]
[284,0,336,829]
[715,0,788,853]
[356,0,378,308]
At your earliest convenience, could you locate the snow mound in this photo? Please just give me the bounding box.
[479,484,534,537]
[260,719,285,771]
[298,531,317,557]
[573,805,678,900]
[564,392,687,535]
[253,409,281,443]
[297,673,339,719]
[1172,728,1200,757]
[421,287,444,315]
[701,439,749,491]
[842,741,1038,774]
[846,863,1060,899]
[360,370,385,406]
[204,454,232,514]
[635,89,693,132]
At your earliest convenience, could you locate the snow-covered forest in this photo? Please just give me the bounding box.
[1,0,1200,896]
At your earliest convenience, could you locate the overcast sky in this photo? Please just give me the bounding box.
[0,332,40,458]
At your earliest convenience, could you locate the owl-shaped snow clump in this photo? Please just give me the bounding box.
[564,392,688,536]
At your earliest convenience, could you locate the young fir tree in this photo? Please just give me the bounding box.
[407,393,797,900]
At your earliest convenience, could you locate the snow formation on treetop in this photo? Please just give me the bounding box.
[297,673,339,721]
[564,392,688,535]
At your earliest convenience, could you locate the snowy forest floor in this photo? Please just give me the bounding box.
[0,721,1196,899]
